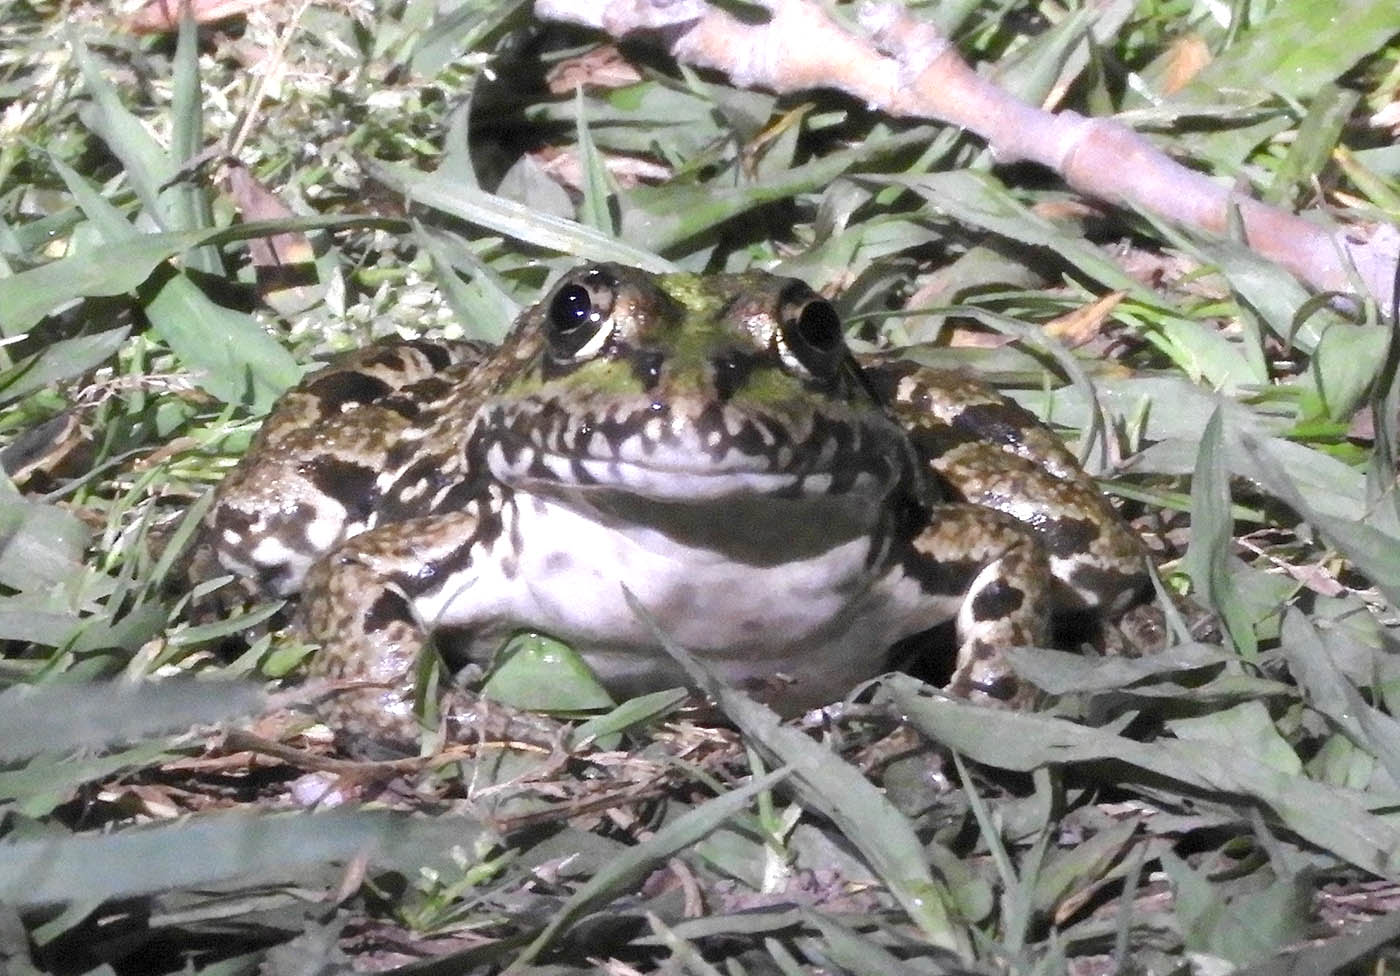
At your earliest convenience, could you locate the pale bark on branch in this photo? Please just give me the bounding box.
[535,0,1400,309]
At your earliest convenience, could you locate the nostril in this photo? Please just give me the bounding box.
[632,349,664,391]
[711,351,755,403]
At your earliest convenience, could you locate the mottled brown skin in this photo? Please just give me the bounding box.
[198,263,1151,750]
[871,360,1149,614]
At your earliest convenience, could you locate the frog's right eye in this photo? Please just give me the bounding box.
[546,269,617,358]
[550,285,593,333]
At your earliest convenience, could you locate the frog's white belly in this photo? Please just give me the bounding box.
[416,489,955,711]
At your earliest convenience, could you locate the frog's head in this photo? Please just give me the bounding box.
[478,263,914,513]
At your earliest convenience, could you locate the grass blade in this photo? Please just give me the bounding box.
[510,766,790,968]
[630,592,969,955]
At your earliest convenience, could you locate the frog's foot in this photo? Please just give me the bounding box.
[298,510,492,752]
[904,503,1054,706]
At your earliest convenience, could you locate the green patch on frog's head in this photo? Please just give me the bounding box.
[478,263,914,505]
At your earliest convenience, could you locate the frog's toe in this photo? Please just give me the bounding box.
[948,568,1047,703]
[301,552,426,751]
[299,510,487,752]
[904,503,1054,706]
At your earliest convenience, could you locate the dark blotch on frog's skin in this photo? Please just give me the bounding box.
[1037,516,1103,558]
[404,339,458,371]
[212,504,258,538]
[390,457,442,497]
[726,416,768,458]
[1067,560,1153,611]
[900,554,979,597]
[363,589,413,633]
[387,505,509,597]
[822,420,871,494]
[431,478,480,516]
[306,371,394,414]
[807,414,859,483]
[903,425,974,465]
[595,407,642,456]
[303,456,380,522]
[473,499,507,552]
[971,580,1025,621]
[570,458,598,485]
[383,377,457,420]
[378,396,422,420]
[359,345,422,373]
[949,401,1039,447]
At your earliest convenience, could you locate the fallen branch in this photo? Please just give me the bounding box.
[535,0,1400,308]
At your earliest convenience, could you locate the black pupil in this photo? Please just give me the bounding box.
[796,301,842,350]
[550,284,593,333]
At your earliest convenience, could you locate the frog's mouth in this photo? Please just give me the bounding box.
[478,399,911,505]
[488,444,849,501]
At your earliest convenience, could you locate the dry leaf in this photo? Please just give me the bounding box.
[224,161,322,313]
[1043,291,1125,347]
[127,0,264,34]
[1162,34,1212,95]
[535,146,671,192]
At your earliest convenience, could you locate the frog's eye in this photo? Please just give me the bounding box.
[550,285,593,333]
[794,300,843,353]
[546,270,617,358]
[778,285,846,376]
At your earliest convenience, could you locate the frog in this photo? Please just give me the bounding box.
[198,262,1151,749]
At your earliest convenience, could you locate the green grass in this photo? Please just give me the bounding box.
[1,0,1399,972]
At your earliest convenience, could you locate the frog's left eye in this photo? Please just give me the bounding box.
[546,269,617,358]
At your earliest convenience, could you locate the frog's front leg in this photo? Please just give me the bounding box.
[299,508,508,751]
[200,340,480,598]
[870,360,1151,615]
[902,504,1054,705]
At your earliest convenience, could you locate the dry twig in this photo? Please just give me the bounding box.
[535,0,1400,307]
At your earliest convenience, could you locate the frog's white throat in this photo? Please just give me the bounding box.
[420,481,918,713]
